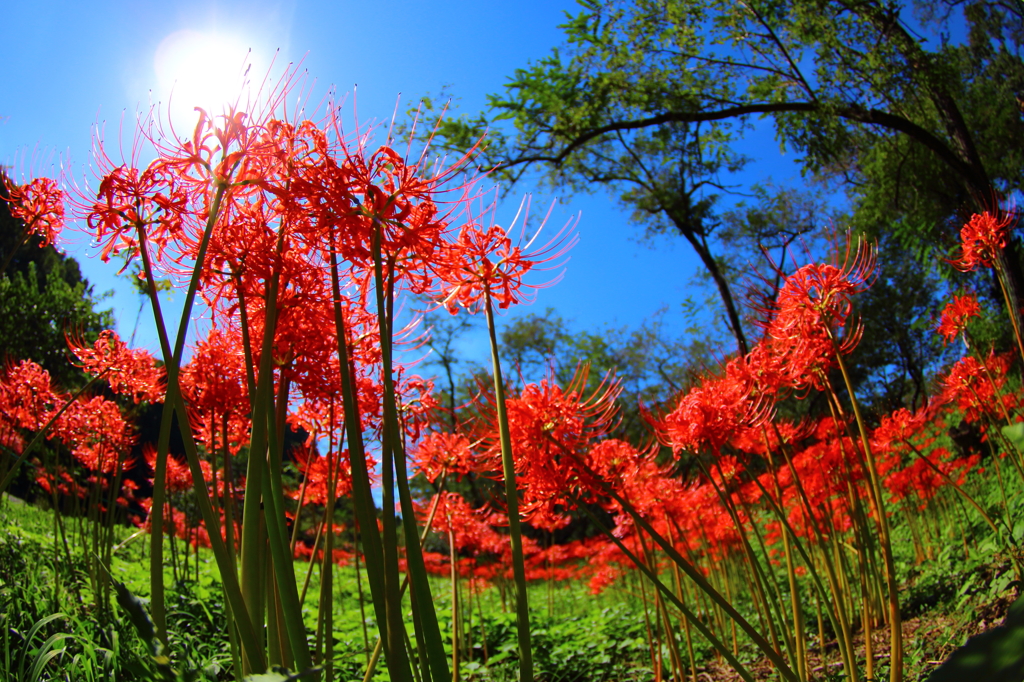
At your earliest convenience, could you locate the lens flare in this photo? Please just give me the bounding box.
[154,29,254,123]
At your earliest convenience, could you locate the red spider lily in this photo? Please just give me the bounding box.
[884,447,977,510]
[68,330,165,404]
[141,443,208,494]
[763,424,870,543]
[489,366,620,528]
[755,237,875,392]
[873,407,929,451]
[85,162,194,266]
[416,492,516,579]
[663,478,746,562]
[410,431,479,483]
[950,210,1015,272]
[0,360,59,431]
[178,326,252,455]
[424,492,498,555]
[3,177,65,247]
[658,355,766,454]
[936,294,982,344]
[0,360,139,509]
[940,351,1016,423]
[394,372,439,442]
[290,447,352,506]
[329,144,453,268]
[287,396,380,490]
[52,395,133,473]
[72,67,299,274]
[728,419,809,459]
[434,195,578,314]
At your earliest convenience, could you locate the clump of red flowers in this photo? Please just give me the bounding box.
[950,210,1015,271]
[936,294,981,344]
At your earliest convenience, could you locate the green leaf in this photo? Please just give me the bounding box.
[113,580,159,655]
[113,580,179,681]
[1002,423,1024,452]
[925,593,1024,682]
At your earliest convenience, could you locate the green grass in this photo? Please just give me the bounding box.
[0,497,657,681]
[2,466,1022,682]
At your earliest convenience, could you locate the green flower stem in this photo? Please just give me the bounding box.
[328,243,391,666]
[695,457,795,671]
[483,289,534,682]
[577,501,756,682]
[766,421,858,675]
[362,474,449,682]
[747,466,857,680]
[261,372,312,672]
[369,226,415,682]
[372,225,450,682]
[831,343,902,682]
[584,467,799,682]
[166,386,264,671]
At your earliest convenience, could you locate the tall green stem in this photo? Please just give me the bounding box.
[483,289,534,682]
[831,342,902,682]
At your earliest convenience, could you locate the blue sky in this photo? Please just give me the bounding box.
[1,0,808,365]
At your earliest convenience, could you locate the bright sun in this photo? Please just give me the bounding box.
[154,30,255,124]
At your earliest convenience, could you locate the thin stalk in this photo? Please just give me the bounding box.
[449,528,460,682]
[369,230,429,682]
[300,518,326,607]
[994,261,1024,363]
[264,369,312,670]
[483,288,534,682]
[134,174,262,666]
[569,454,799,681]
[696,456,791,668]
[635,554,660,682]
[577,502,757,682]
[742,469,857,679]
[321,419,339,682]
[831,342,902,682]
[362,476,449,681]
[328,242,390,665]
[781,528,807,681]
[354,525,370,667]
[665,524,699,682]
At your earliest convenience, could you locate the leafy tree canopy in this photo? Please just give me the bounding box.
[419,0,1024,365]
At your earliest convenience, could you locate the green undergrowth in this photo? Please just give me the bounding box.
[1,481,1022,682]
[0,497,655,681]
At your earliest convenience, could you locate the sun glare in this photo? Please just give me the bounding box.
[154,30,257,125]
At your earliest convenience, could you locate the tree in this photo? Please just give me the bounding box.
[0,172,114,388]
[421,0,1024,357]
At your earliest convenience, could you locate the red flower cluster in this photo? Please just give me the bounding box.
[69,330,164,403]
[936,294,981,344]
[4,177,66,247]
[950,210,1014,271]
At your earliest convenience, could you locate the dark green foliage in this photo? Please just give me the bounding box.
[453,606,653,682]
[0,260,114,387]
[416,0,1024,401]
[0,172,113,389]
[925,592,1024,682]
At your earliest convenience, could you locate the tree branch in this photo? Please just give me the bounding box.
[495,101,981,191]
